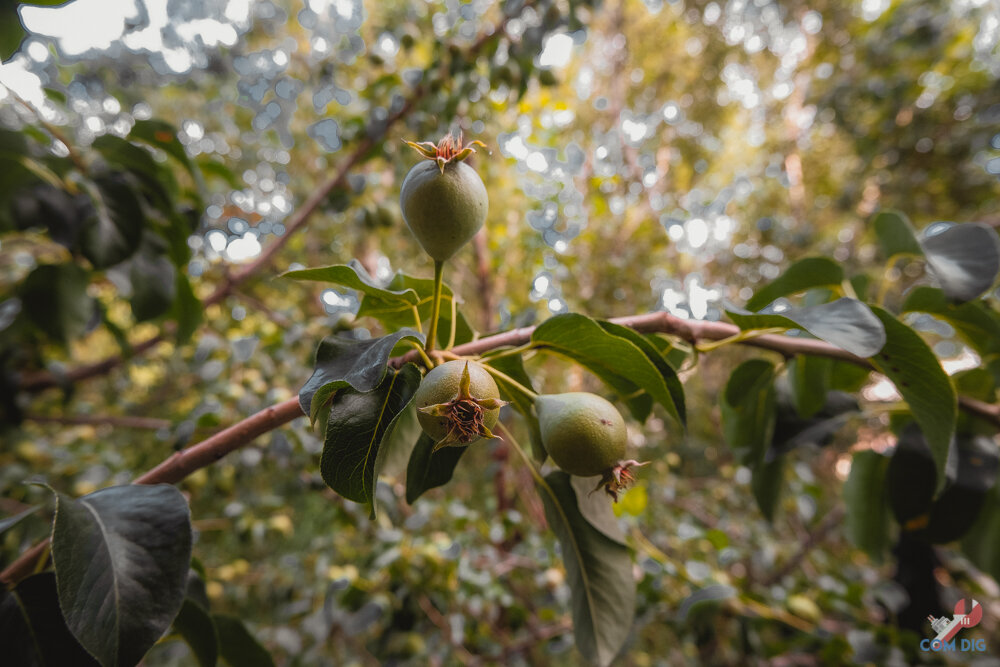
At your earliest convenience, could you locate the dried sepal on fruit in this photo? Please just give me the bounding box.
[415,360,507,451]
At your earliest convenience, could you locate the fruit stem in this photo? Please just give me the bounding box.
[497,422,546,487]
[426,259,445,354]
[408,340,435,369]
[695,327,786,353]
[481,364,539,400]
[482,343,536,362]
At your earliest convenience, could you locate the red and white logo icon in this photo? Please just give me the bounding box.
[927,599,983,642]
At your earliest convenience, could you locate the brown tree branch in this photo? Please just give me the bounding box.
[5,309,998,586]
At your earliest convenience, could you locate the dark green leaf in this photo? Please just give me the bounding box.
[0,572,100,667]
[597,320,686,426]
[720,359,776,465]
[214,615,275,667]
[0,505,38,534]
[483,353,545,461]
[129,120,195,176]
[405,433,468,504]
[81,175,144,269]
[678,584,737,623]
[745,257,845,311]
[869,306,956,494]
[195,158,241,189]
[173,598,218,667]
[539,471,634,667]
[872,210,922,260]
[920,223,1000,302]
[531,313,682,425]
[886,423,940,528]
[727,298,886,358]
[962,484,1000,583]
[926,435,999,543]
[569,474,627,546]
[299,328,423,423]
[787,355,832,418]
[129,247,177,322]
[903,286,1000,356]
[772,389,858,455]
[170,274,203,344]
[19,264,94,344]
[320,364,421,518]
[752,455,785,523]
[844,450,891,561]
[91,135,175,207]
[51,484,193,667]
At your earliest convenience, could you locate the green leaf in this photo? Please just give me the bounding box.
[902,286,1000,356]
[213,615,274,667]
[170,274,203,344]
[483,353,545,461]
[886,423,941,528]
[405,433,468,504]
[50,484,192,667]
[926,435,999,544]
[787,355,832,418]
[872,210,922,260]
[771,389,857,455]
[569,474,627,546]
[752,455,785,523]
[0,505,38,534]
[920,223,1000,303]
[194,157,241,189]
[320,364,422,518]
[129,247,177,322]
[720,359,776,465]
[531,313,683,425]
[172,597,218,667]
[727,298,886,358]
[298,328,423,424]
[843,450,891,561]
[962,483,1000,583]
[19,263,95,344]
[91,136,175,208]
[284,260,419,304]
[128,120,195,176]
[597,320,686,426]
[0,572,100,667]
[745,257,845,311]
[80,175,145,269]
[869,306,957,494]
[678,584,737,623]
[539,471,634,667]
[357,270,475,348]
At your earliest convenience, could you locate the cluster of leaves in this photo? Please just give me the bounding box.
[0,111,209,420]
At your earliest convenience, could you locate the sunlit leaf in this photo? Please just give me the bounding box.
[284,260,420,305]
[745,257,845,311]
[872,210,922,260]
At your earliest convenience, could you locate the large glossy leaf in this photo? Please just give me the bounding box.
[18,264,94,344]
[902,286,1000,356]
[80,174,145,269]
[214,615,275,667]
[320,363,421,519]
[284,260,419,305]
[172,598,217,667]
[51,484,192,667]
[869,306,956,493]
[745,257,845,311]
[920,223,1000,302]
[539,471,634,667]
[872,210,922,260]
[484,352,545,461]
[531,313,682,425]
[357,270,475,348]
[844,450,891,561]
[298,328,423,423]
[727,298,886,358]
[720,359,776,465]
[597,320,686,426]
[0,572,100,667]
[405,433,468,503]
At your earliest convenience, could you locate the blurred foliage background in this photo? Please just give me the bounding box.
[1,0,1000,664]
